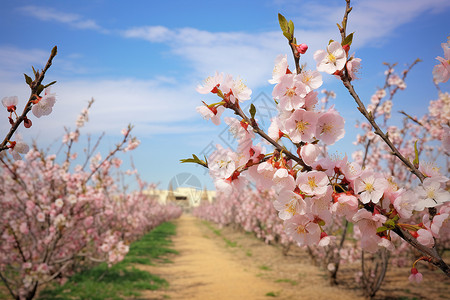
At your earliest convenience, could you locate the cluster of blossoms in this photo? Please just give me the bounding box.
[191,14,449,284]
[1,88,56,160]
[194,188,293,246]
[0,102,182,300]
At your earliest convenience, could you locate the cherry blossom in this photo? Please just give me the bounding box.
[296,170,329,196]
[196,103,225,125]
[31,88,56,118]
[432,40,450,83]
[408,267,423,284]
[269,54,289,84]
[284,214,321,246]
[196,71,223,94]
[2,96,18,112]
[285,109,318,143]
[414,177,449,211]
[314,41,347,74]
[315,108,345,145]
[354,171,388,204]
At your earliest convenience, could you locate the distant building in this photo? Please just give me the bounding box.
[145,184,215,212]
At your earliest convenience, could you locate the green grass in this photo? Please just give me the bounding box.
[275,278,298,286]
[246,250,252,257]
[265,291,280,297]
[202,221,238,247]
[259,265,272,271]
[223,237,237,247]
[37,221,177,300]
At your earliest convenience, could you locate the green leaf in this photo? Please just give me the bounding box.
[376,226,389,233]
[44,81,57,88]
[24,73,33,86]
[413,140,419,169]
[283,31,292,40]
[384,219,396,229]
[278,13,288,34]
[342,32,354,46]
[180,154,208,168]
[249,104,256,120]
[288,20,294,36]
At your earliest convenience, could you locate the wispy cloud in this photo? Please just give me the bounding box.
[278,0,450,48]
[18,5,108,33]
[0,76,213,144]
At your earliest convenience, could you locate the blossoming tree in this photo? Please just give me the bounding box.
[184,0,449,287]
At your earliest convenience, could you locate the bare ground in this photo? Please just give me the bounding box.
[137,215,364,300]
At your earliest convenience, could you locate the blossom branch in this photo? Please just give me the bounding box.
[0,46,57,153]
[229,101,311,170]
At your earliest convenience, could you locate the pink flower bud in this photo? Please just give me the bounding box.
[296,43,308,54]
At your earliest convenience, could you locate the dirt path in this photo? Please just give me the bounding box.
[138,215,364,300]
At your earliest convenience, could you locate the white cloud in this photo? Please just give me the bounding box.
[122,26,173,42]
[0,76,214,145]
[18,5,108,33]
[280,0,450,48]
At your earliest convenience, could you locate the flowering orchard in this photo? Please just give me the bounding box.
[0,49,182,300]
[186,0,450,289]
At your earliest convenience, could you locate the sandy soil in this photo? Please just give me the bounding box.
[138,215,363,300]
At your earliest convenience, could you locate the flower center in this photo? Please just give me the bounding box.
[327,53,336,63]
[296,120,310,133]
[285,87,297,97]
[321,123,333,134]
[365,182,374,193]
[296,224,308,234]
[308,176,318,190]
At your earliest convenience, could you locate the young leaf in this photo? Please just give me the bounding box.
[342,32,354,46]
[283,32,292,40]
[288,20,294,36]
[44,81,57,89]
[376,226,389,233]
[413,140,419,169]
[278,13,288,34]
[24,74,33,86]
[180,154,208,168]
[249,103,256,120]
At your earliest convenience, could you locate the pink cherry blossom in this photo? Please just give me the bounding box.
[285,109,318,143]
[355,171,388,204]
[284,214,320,246]
[273,190,304,220]
[196,104,225,125]
[272,74,307,111]
[432,41,450,84]
[269,54,289,84]
[393,190,416,219]
[316,109,345,145]
[298,70,323,93]
[296,170,329,196]
[32,88,56,118]
[300,143,320,166]
[408,267,423,284]
[416,228,434,248]
[346,56,362,80]
[197,71,223,94]
[414,177,449,211]
[1,96,18,111]
[314,41,347,74]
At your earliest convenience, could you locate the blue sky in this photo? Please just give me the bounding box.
[0,0,449,190]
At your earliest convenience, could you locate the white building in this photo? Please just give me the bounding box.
[145,184,216,211]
